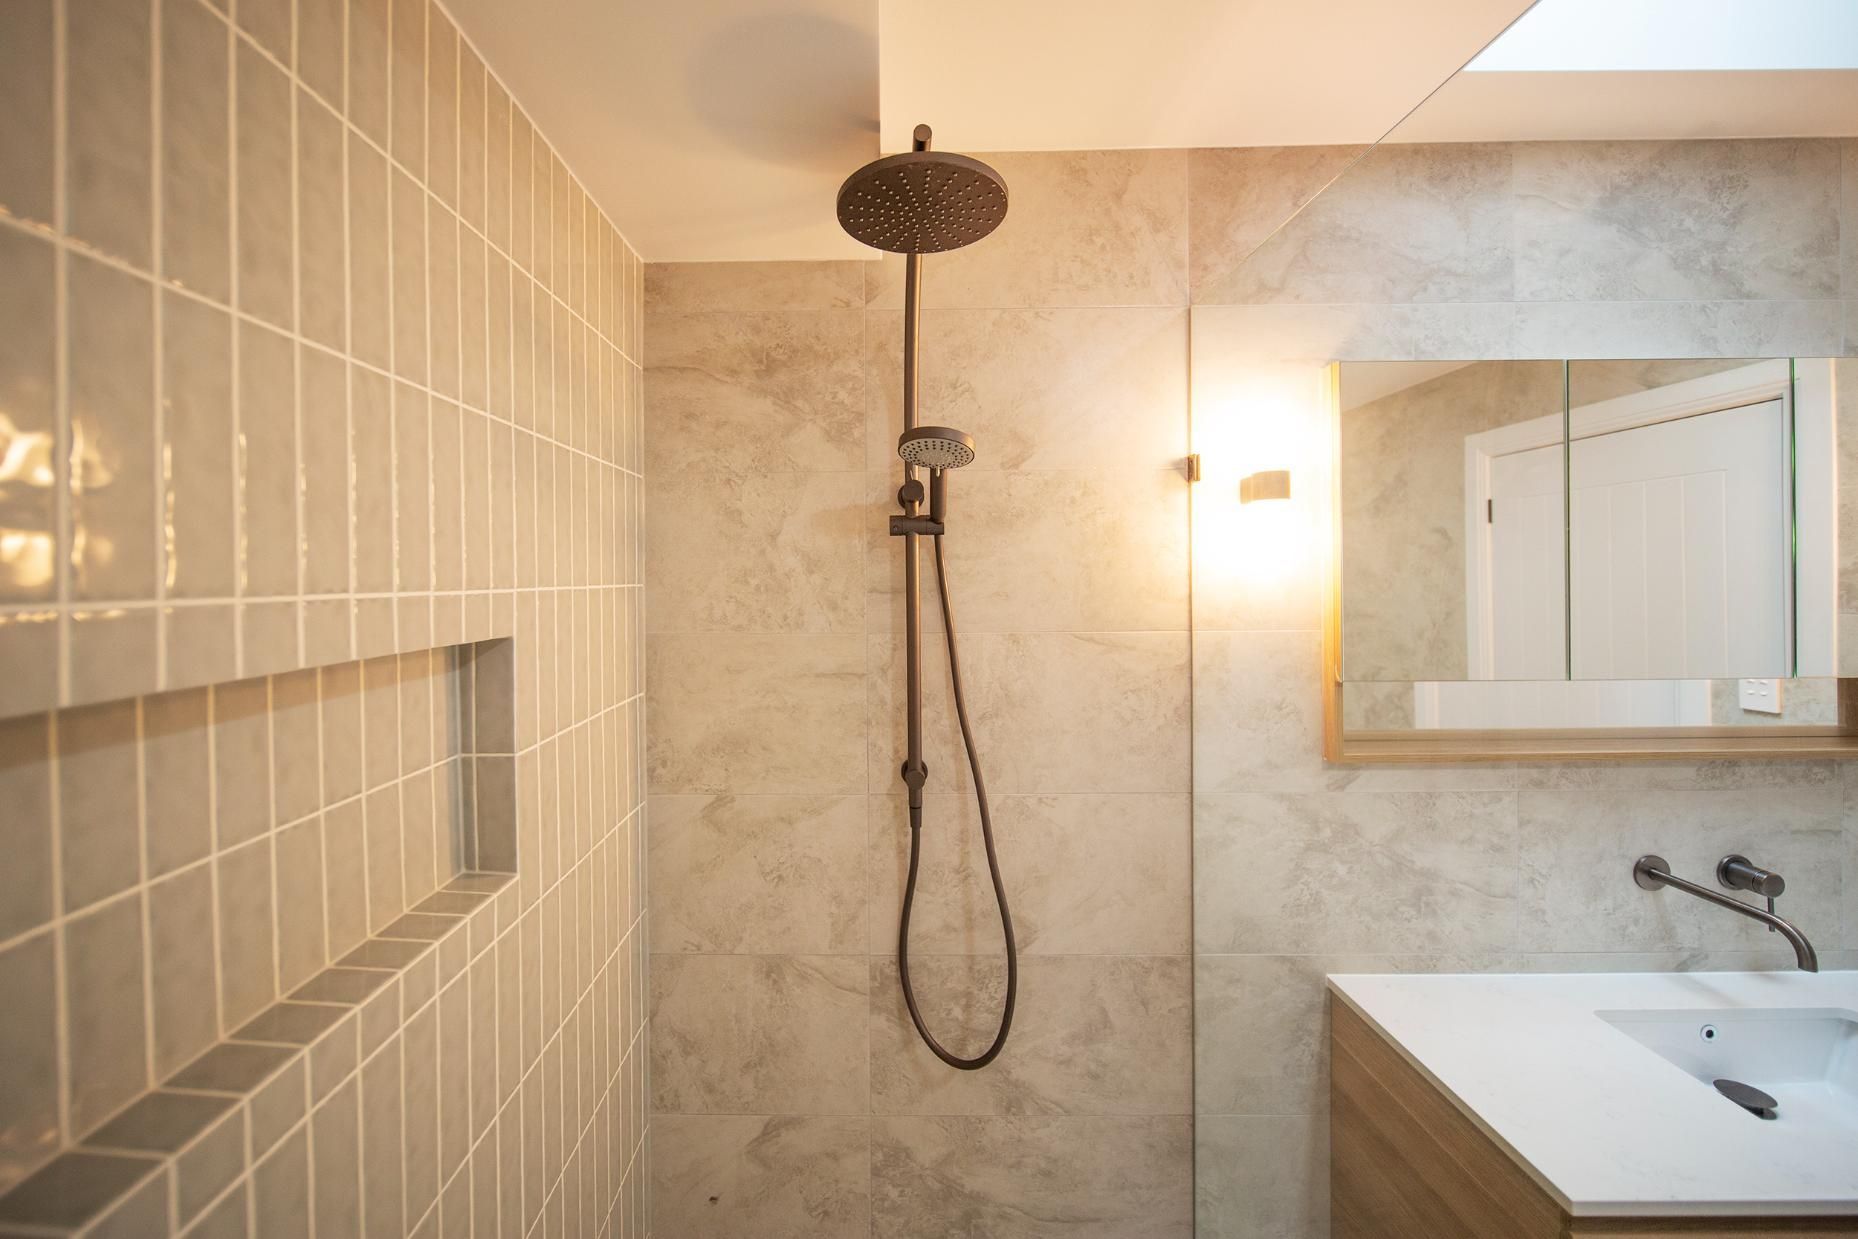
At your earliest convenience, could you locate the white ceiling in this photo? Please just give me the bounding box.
[444,0,882,263]
[449,0,1534,261]
[446,0,1854,263]
[1392,69,1858,143]
[1467,0,1858,71]
[876,0,1530,156]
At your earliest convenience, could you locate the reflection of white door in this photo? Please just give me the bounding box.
[1487,444,1567,678]
[1568,400,1788,679]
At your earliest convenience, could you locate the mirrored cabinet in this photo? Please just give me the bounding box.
[1324,356,1856,760]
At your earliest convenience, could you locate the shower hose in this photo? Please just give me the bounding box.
[897,534,1018,1070]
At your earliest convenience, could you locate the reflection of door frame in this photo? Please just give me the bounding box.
[1462,360,1834,679]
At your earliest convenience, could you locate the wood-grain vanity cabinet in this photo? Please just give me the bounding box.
[1330,997,1858,1238]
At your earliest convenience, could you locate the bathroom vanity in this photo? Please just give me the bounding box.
[1328,973,1858,1237]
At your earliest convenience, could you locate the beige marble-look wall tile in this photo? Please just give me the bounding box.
[650,954,868,1114]
[1217,143,1512,306]
[1513,139,1841,303]
[869,792,1190,956]
[1194,1114,1327,1239]
[865,150,1188,310]
[1516,785,1844,955]
[865,307,1189,473]
[1192,301,1522,364]
[867,631,1191,795]
[1194,790,1519,955]
[647,261,864,313]
[647,470,865,635]
[650,1114,870,1239]
[1513,758,1842,793]
[1188,145,1366,305]
[1842,140,1858,302]
[649,794,866,954]
[1846,765,1858,951]
[871,1115,1191,1239]
[644,309,863,474]
[870,955,1191,1117]
[1192,629,1328,794]
[1510,297,1845,360]
[1192,952,1521,1119]
[647,633,865,795]
[864,467,1189,635]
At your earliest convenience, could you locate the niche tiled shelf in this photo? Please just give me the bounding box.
[0,872,519,1236]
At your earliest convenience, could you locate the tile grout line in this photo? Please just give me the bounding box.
[51,0,70,708]
[151,0,169,693]
[135,696,157,1096]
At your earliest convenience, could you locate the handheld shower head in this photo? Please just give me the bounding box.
[898,427,976,471]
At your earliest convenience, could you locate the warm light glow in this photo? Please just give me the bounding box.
[1190,362,1330,601]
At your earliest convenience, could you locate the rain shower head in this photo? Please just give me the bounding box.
[837,141,1007,255]
[898,427,977,471]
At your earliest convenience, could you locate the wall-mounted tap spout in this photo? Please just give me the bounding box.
[1632,854,1818,972]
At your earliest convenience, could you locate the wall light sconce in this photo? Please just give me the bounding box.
[1238,469,1291,504]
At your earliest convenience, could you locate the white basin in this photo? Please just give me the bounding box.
[1328,972,1858,1216]
[1599,1007,1858,1133]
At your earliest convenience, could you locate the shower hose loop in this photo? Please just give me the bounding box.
[897,534,1018,1070]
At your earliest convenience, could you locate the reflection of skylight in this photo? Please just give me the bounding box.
[1469,0,1858,72]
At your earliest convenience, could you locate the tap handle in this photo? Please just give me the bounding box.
[1717,854,1785,899]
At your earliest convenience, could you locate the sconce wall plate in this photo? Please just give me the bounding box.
[1239,469,1291,504]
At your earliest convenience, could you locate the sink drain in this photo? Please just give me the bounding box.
[1713,1078,1778,1120]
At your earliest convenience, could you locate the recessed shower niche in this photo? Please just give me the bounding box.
[0,625,647,1235]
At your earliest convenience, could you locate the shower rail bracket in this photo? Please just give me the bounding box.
[890,515,945,537]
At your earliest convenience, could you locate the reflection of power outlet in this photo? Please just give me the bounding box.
[1739,678,1783,715]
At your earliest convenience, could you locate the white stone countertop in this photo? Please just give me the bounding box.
[1326,971,1858,1217]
